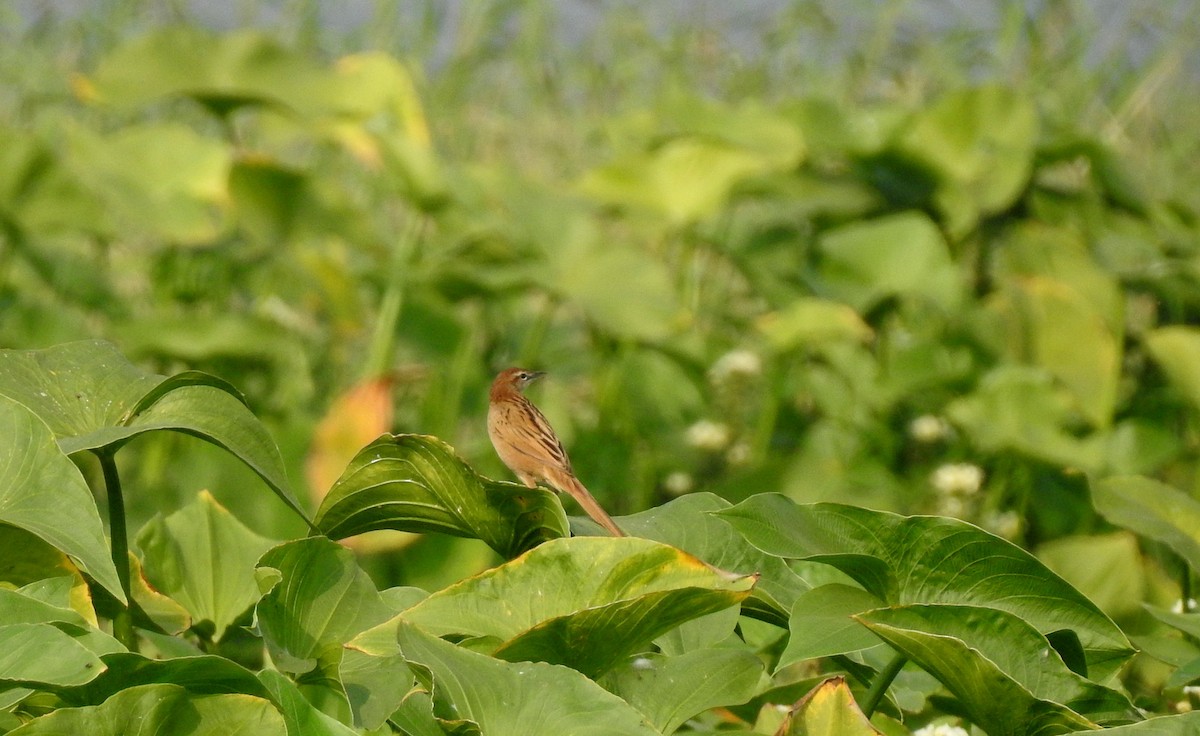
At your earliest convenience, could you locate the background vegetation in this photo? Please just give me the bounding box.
[3,0,1200,732]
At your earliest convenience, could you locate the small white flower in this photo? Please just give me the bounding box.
[663,472,693,496]
[913,724,970,736]
[1184,685,1200,697]
[1172,599,1199,614]
[983,510,1021,540]
[909,414,950,443]
[631,657,655,671]
[686,420,731,451]
[935,495,966,518]
[725,442,751,466]
[708,350,762,384]
[931,463,984,496]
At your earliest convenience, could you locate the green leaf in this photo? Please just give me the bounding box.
[0,341,311,527]
[0,396,125,602]
[715,496,1134,680]
[992,276,1121,427]
[580,136,771,226]
[1145,327,1200,413]
[946,366,1106,471]
[63,122,229,243]
[858,607,1099,735]
[1037,533,1145,620]
[8,683,285,735]
[0,623,105,687]
[623,493,810,627]
[860,605,1135,723]
[757,298,874,352]
[396,619,659,736]
[1091,475,1200,574]
[599,649,764,735]
[816,212,961,312]
[779,584,886,668]
[314,434,567,558]
[896,85,1037,236]
[255,537,394,674]
[400,536,757,678]
[61,652,267,706]
[1067,713,1200,734]
[136,491,276,641]
[776,677,882,736]
[258,669,359,736]
[553,244,681,341]
[0,588,122,661]
[339,645,416,730]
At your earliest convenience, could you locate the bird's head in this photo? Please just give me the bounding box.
[493,367,546,395]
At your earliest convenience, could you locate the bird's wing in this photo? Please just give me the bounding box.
[506,399,574,474]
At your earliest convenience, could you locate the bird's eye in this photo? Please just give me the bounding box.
[517,372,530,380]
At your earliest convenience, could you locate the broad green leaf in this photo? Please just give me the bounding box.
[715,496,1134,680]
[757,298,873,352]
[339,645,416,730]
[137,491,277,641]
[0,396,124,601]
[255,537,394,674]
[580,136,771,226]
[776,677,881,736]
[0,588,122,660]
[858,609,1098,735]
[8,683,285,736]
[1067,713,1200,734]
[896,85,1037,236]
[1037,533,1145,620]
[553,244,681,341]
[396,619,659,736]
[1144,605,1200,640]
[1090,475,1200,573]
[60,652,267,706]
[401,536,757,678]
[859,605,1135,723]
[127,552,191,635]
[0,526,97,624]
[63,122,228,243]
[779,584,886,668]
[623,493,810,626]
[600,649,765,735]
[314,434,567,559]
[258,669,359,736]
[946,366,1106,471]
[0,341,311,526]
[990,276,1120,427]
[0,623,105,687]
[816,212,961,312]
[86,27,343,119]
[1145,327,1200,413]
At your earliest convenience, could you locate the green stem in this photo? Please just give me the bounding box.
[97,450,137,652]
[1183,555,1194,613]
[364,216,425,377]
[862,652,906,718]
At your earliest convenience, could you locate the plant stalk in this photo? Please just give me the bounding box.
[97,450,137,652]
[862,652,907,718]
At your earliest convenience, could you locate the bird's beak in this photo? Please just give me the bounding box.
[527,371,546,383]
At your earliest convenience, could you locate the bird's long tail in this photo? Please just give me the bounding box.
[555,473,627,537]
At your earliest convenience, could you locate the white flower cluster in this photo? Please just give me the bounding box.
[708,349,762,385]
[931,463,984,496]
[686,420,731,451]
[913,724,970,736]
[909,414,951,443]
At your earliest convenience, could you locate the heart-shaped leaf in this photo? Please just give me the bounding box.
[396,619,659,736]
[1090,475,1200,573]
[623,493,809,626]
[858,605,1135,724]
[779,584,886,668]
[715,496,1134,680]
[400,536,757,678]
[776,677,882,736]
[599,649,765,735]
[255,537,394,674]
[314,434,567,558]
[0,395,124,601]
[9,682,285,735]
[136,491,277,641]
[0,341,310,526]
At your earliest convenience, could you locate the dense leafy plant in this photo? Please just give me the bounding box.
[3,1,1200,732]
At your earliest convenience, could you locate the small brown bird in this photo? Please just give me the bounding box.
[488,368,626,536]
